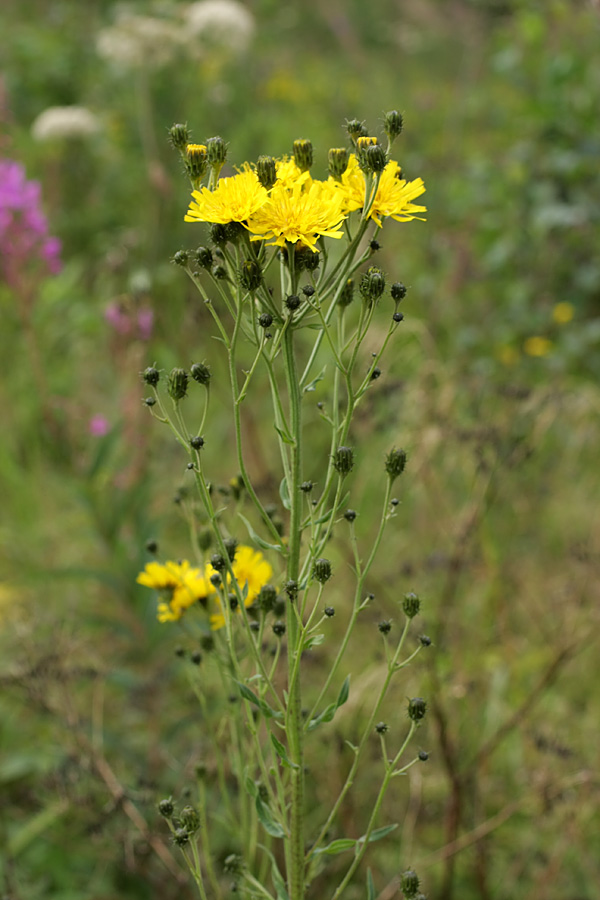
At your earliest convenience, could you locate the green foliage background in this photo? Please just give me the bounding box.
[1,1,599,898]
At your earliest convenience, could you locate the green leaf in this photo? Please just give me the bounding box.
[236,682,283,720]
[303,367,326,393]
[302,632,325,651]
[8,800,69,856]
[238,513,284,553]
[275,425,295,446]
[312,838,356,856]
[270,734,299,769]
[279,477,291,510]
[258,845,289,900]
[306,701,337,732]
[336,675,350,708]
[357,824,398,845]
[255,795,286,838]
[367,869,376,900]
[244,775,258,798]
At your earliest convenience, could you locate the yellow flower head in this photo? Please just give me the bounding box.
[246,179,347,252]
[209,545,273,630]
[524,336,553,357]
[275,156,312,190]
[333,155,426,226]
[137,559,212,622]
[184,168,268,225]
[552,302,574,325]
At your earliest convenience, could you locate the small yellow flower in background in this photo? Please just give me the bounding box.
[137,559,212,622]
[184,168,268,224]
[496,344,520,366]
[552,301,575,324]
[524,336,553,357]
[209,545,273,630]
[246,179,347,252]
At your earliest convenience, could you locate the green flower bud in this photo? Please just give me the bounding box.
[303,249,320,271]
[400,869,420,898]
[172,249,190,267]
[402,591,420,619]
[256,155,277,190]
[285,294,301,311]
[391,282,407,301]
[346,118,369,145]
[313,558,332,584]
[180,805,200,833]
[185,144,208,181]
[210,223,228,246]
[142,366,160,386]
[258,584,277,612]
[259,312,273,328]
[418,750,429,761]
[194,246,213,269]
[168,123,191,151]
[338,277,355,309]
[225,221,245,244]
[143,397,156,407]
[191,362,211,386]
[190,435,205,450]
[284,579,299,599]
[300,481,313,493]
[365,143,388,174]
[419,634,431,647]
[224,854,244,875]
[191,650,202,665]
[343,509,357,522]
[146,538,158,554]
[324,606,335,617]
[407,697,427,722]
[375,721,388,734]
[384,109,404,142]
[359,266,386,305]
[212,264,228,280]
[168,368,189,401]
[224,538,238,562]
[238,259,263,292]
[158,798,174,817]
[378,620,392,635]
[206,136,227,167]
[293,139,313,173]
[210,553,226,572]
[272,620,286,637]
[328,147,349,180]
[333,446,354,476]
[173,827,190,846]
[385,447,407,481]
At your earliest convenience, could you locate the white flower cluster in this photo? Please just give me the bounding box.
[31,106,101,141]
[184,0,255,54]
[96,13,184,70]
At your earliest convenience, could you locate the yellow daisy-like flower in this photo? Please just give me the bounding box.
[552,302,574,324]
[275,156,312,190]
[334,155,426,226]
[524,336,553,357]
[246,179,347,252]
[137,560,212,622]
[209,545,273,630]
[184,168,268,225]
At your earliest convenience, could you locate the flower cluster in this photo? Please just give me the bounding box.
[137,545,273,627]
[0,159,61,281]
[182,133,425,252]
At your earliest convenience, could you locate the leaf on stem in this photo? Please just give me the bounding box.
[270,733,299,769]
[306,675,350,731]
[367,869,376,900]
[255,795,286,838]
[236,681,283,720]
[303,367,327,393]
[238,514,284,553]
[279,477,291,510]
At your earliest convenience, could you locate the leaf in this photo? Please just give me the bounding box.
[302,633,325,651]
[255,795,286,838]
[303,367,326,393]
[259,845,289,900]
[312,838,356,856]
[337,675,351,708]
[244,775,258,798]
[8,800,69,856]
[236,682,283,720]
[279,477,291,510]
[270,734,299,769]
[307,676,350,732]
[275,425,295,446]
[238,513,284,553]
[367,869,376,900]
[357,824,398,845]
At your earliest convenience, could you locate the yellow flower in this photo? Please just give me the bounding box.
[524,336,553,357]
[496,344,520,366]
[246,179,347,252]
[209,545,273,630]
[552,302,574,324]
[275,156,311,190]
[184,168,268,224]
[333,155,426,226]
[137,560,212,622]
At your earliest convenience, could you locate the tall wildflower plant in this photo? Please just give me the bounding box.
[138,113,429,900]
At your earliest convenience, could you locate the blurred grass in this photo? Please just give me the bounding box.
[1,0,599,898]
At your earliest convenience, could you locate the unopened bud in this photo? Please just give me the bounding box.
[400,869,420,898]
[402,592,420,619]
[338,277,355,309]
[293,139,313,173]
[333,446,354,476]
[168,123,191,151]
[384,110,404,142]
[391,282,407,301]
[158,798,174,817]
[185,144,208,182]
[346,118,368,145]
[142,366,160,386]
[239,259,263,292]
[407,697,427,722]
[206,136,227,167]
[256,155,277,189]
[191,362,211,386]
[313,558,332,584]
[172,249,190,267]
[365,143,388,174]
[385,448,407,481]
[328,147,349,180]
[359,266,386,305]
[259,313,273,328]
[168,368,189,401]
[258,584,277,612]
[180,806,200,833]
[195,246,213,269]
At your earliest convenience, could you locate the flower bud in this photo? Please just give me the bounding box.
[191,650,202,665]
[346,118,368,145]
[259,313,273,328]
[338,277,354,309]
[206,136,227,167]
[185,144,208,182]
[328,147,349,180]
[343,509,357,522]
[212,264,228,280]
[239,259,263,292]
[173,827,190,846]
[168,123,191,151]
[195,246,213,269]
[324,606,335,617]
[258,584,277,612]
[144,397,156,407]
[256,155,277,189]
[211,553,226,572]
[284,579,299,599]
[375,721,388,734]
[391,282,407,301]
[225,221,245,244]
[224,854,244,875]
[313,558,332,584]
[384,110,404,142]
[393,312,404,323]
[158,798,174,817]
[303,249,320,271]
[142,366,160,386]
[385,447,407,481]
[418,750,429,761]
[407,697,427,722]
[272,620,286,637]
[400,869,420,898]
[285,294,301,311]
[293,139,313,173]
[191,362,211,386]
[365,143,388,174]
[168,368,189,401]
[333,446,354,476]
[419,634,432,647]
[180,806,200,833]
[359,266,386,305]
[300,481,313,493]
[210,223,228,246]
[172,249,190,267]
[302,284,315,297]
[224,538,238,562]
[378,620,392,635]
[146,539,158,554]
[402,591,420,619]
[190,435,205,450]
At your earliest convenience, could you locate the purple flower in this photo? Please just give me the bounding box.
[89,414,110,437]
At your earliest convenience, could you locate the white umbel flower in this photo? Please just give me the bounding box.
[96,14,184,70]
[184,0,255,53]
[31,106,101,141]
